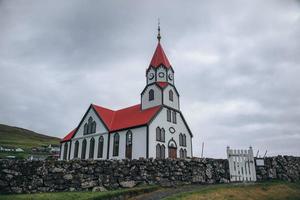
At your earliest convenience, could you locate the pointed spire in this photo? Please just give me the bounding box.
[157,18,161,42]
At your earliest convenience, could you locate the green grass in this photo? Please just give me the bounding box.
[0,185,159,200]
[163,181,300,200]
[0,124,60,151]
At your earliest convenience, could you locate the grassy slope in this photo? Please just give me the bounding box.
[164,181,300,200]
[0,185,159,200]
[0,124,60,150]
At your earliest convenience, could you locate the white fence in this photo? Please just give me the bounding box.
[227,146,256,182]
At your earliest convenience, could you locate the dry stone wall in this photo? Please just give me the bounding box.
[256,155,300,182]
[0,158,229,194]
[0,156,299,194]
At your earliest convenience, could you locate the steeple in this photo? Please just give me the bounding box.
[149,20,171,68]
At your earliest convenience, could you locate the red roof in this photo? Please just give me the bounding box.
[149,43,171,68]
[61,104,161,142]
[62,128,77,142]
[156,81,169,88]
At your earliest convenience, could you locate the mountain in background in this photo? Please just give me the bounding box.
[0,124,60,150]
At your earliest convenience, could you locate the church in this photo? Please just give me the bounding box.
[60,26,193,160]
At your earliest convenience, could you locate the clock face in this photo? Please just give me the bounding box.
[168,73,173,80]
[158,72,165,78]
[148,73,154,80]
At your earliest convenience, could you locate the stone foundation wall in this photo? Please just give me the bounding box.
[0,156,299,194]
[256,156,300,182]
[0,158,229,194]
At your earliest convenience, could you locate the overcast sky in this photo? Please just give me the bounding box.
[0,0,299,158]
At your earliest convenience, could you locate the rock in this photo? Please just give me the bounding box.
[81,180,98,189]
[92,186,107,192]
[119,181,137,188]
[192,175,205,183]
[63,174,73,180]
[50,167,64,173]
[11,187,22,194]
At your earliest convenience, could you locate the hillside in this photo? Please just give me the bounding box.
[0,124,60,150]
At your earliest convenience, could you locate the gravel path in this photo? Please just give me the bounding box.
[129,184,208,200]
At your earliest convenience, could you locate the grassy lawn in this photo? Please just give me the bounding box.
[164,181,300,200]
[0,185,159,200]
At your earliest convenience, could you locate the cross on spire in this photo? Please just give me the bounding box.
[157,18,161,42]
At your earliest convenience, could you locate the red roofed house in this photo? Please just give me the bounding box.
[60,27,193,160]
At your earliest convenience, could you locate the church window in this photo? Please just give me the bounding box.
[89,137,95,159]
[161,145,165,159]
[84,117,96,135]
[180,148,184,159]
[74,141,79,158]
[84,123,88,135]
[98,136,104,158]
[81,139,87,159]
[113,133,119,156]
[149,89,154,101]
[156,127,161,141]
[183,134,187,147]
[156,127,165,142]
[91,121,96,133]
[161,128,165,142]
[63,142,68,160]
[169,90,173,101]
[156,144,161,158]
[167,109,171,122]
[179,133,183,146]
[184,149,187,158]
[172,111,177,124]
[126,130,132,145]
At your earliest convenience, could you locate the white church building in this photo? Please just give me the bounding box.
[60,27,193,160]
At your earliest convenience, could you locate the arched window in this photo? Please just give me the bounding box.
[98,136,104,158]
[156,127,161,141]
[74,141,79,158]
[180,148,184,159]
[156,144,161,159]
[91,121,96,133]
[169,90,173,102]
[184,149,187,158]
[183,134,187,147]
[84,123,88,135]
[63,142,68,160]
[126,130,133,159]
[149,89,154,101]
[161,144,165,159]
[113,133,119,156]
[89,137,95,159]
[179,133,183,146]
[172,111,177,124]
[167,109,171,122]
[161,128,165,142]
[81,139,87,159]
[87,117,93,134]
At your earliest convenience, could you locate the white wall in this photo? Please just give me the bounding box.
[109,126,147,159]
[163,85,179,110]
[149,107,192,158]
[141,84,162,110]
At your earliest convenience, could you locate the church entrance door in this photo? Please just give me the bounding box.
[168,147,177,159]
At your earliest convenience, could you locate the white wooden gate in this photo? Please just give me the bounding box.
[227,146,256,182]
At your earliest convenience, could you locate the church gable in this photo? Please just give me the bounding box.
[163,85,180,110]
[73,105,109,139]
[141,84,162,110]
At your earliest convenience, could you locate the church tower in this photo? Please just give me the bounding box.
[141,24,180,110]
